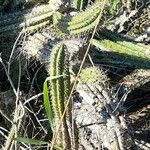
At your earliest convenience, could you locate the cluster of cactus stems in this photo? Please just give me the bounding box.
[0,2,102,34]
[1,0,150,149]
[1,0,149,67]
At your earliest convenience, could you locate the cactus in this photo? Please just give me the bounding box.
[2,1,150,149]
[48,43,71,149]
[79,67,108,84]
[91,38,150,68]
[119,69,150,91]
[0,4,53,33]
[0,2,102,35]
[53,3,101,34]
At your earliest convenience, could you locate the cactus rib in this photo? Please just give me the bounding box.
[49,44,62,119]
[56,44,65,117]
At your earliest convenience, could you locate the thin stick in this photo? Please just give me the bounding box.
[0,56,17,96]
[8,30,23,74]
